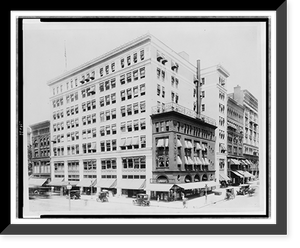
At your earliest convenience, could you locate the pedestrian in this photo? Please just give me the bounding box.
[181,192,187,208]
[157,195,160,202]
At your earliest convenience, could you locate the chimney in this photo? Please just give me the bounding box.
[196,60,201,115]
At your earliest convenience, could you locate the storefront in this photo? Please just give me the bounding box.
[95,179,117,196]
[147,183,177,201]
[117,179,146,197]
[176,181,219,199]
[76,178,97,195]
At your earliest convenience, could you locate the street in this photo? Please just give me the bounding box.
[27,186,263,216]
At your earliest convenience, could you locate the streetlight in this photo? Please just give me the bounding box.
[66,182,72,211]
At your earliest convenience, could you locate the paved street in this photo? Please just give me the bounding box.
[28,186,262,216]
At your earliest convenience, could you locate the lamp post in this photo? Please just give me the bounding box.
[66,182,72,211]
[91,180,93,199]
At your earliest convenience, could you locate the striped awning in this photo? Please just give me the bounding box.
[117,179,146,190]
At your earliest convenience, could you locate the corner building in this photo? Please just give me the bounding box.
[47,34,216,197]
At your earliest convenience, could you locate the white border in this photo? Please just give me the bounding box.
[11,10,277,226]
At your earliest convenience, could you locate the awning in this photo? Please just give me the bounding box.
[188,157,194,165]
[76,179,97,187]
[193,157,199,165]
[28,178,48,187]
[199,158,206,165]
[146,183,175,192]
[120,138,126,147]
[196,157,203,165]
[195,143,202,150]
[60,181,79,186]
[177,139,182,148]
[125,137,132,146]
[157,139,165,148]
[184,156,189,165]
[219,171,231,181]
[177,156,182,165]
[95,179,117,188]
[176,181,218,190]
[132,136,139,146]
[184,140,193,149]
[47,178,64,186]
[117,179,146,190]
[231,170,244,178]
[237,170,255,179]
[203,158,210,165]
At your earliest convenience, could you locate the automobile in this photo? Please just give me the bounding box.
[132,193,150,207]
[67,190,81,200]
[236,184,250,195]
[225,187,235,200]
[96,191,109,202]
[29,187,51,199]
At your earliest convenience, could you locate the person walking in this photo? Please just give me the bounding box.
[181,192,187,208]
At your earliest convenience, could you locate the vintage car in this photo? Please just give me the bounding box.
[225,187,236,200]
[96,191,109,202]
[132,193,150,207]
[236,184,250,195]
[67,190,81,200]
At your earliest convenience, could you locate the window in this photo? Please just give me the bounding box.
[175,78,179,88]
[121,122,126,132]
[157,68,161,78]
[140,67,145,78]
[106,125,110,135]
[100,111,104,122]
[100,126,105,136]
[133,86,138,98]
[157,84,161,96]
[133,119,139,131]
[121,58,124,68]
[121,90,126,101]
[112,139,117,151]
[106,140,111,151]
[111,62,115,72]
[127,56,131,66]
[100,141,105,152]
[140,84,145,96]
[133,70,138,80]
[133,102,139,114]
[112,124,117,134]
[162,86,165,98]
[127,88,132,100]
[106,110,110,121]
[99,82,104,92]
[121,106,126,117]
[171,92,175,102]
[175,94,179,104]
[105,65,109,75]
[120,74,125,85]
[140,50,144,60]
[111,93,116,104]
[105,95,110,105]
[140,135,146,148]
[100,68,104,77]
[201,104,205,112]
[126,72,131,83]
[111,78,116,88]
[133,53,137,63]
[140,101,146,113]
[127,104,132,116]
[140,118,146,130]
[105,80,110,91]
[127,121,132,132]
[99,97,104,107]
[111,108,116,119]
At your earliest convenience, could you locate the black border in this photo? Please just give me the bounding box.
[3,2,286,235]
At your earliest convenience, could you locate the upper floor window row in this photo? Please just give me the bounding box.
[120,67,145,85]
[120,50,145,69]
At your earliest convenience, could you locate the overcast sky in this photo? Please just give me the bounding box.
[23,20,265,127]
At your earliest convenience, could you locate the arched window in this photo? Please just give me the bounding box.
[184,175,192,183]
[194,174,200,182]
[156,175,168,183]
[202,174,208,181]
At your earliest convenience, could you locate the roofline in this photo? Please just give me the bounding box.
[29,120,50,129]
[47,33,152,86]
[200,64,230,78]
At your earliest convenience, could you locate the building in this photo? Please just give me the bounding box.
[47,33,218,198]
[229,85,259,179]
[150,102,217,201]
[200,64,230,184]
[226,96,246,185]
[28,120,51,181]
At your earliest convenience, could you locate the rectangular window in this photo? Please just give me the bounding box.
[105,95,110,105]
[100,141,105,152]
[112,139,117,151]
[106,125,111,135]
[127,88,132,100]
[162,86,165,98]
[112,124,117,134]
[100,111,104,122]
[100,126,105,136]
[140,50,144,60]
[133,86,138,98]
[127,56,131,66]
[106,110,110,121]
[140,84,145,96]
[127,104,132,116]
[111,108,116,119]
[127,72,132,83]
[120,74,125,85]
[121,106,126,117]
[140,135,146,148]
[157,84,161,96]
[111,93,116,104]
[121,90,126,101]
[99,97,104,107]
[133,102,139,114]
[99,82,104,92]
[121,122,126,132]
[140,101,146,113]
[111,78,116,88]
[106,140,111,152]
[127,121,132,132]
[133,53,137,63]
[121,58,124,68]
[111,62,115,72]
[140,67,145,78]
[140,118,146,130]
[133,119,139,131]
[133,70,138,80]
[105,80,110,91]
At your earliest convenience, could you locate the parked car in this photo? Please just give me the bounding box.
[133,193,150,207]
[236,184,250,195]
[67,190,81,200]
[96,191,109,202]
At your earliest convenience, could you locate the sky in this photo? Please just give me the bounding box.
[23,20,265,127]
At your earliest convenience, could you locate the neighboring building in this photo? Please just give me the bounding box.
[150,102,217,201]
[200,64,230,184]
[29,120,51,179]
[229,85,259,179]
[47,33,213,197]
[226,95,246,185]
